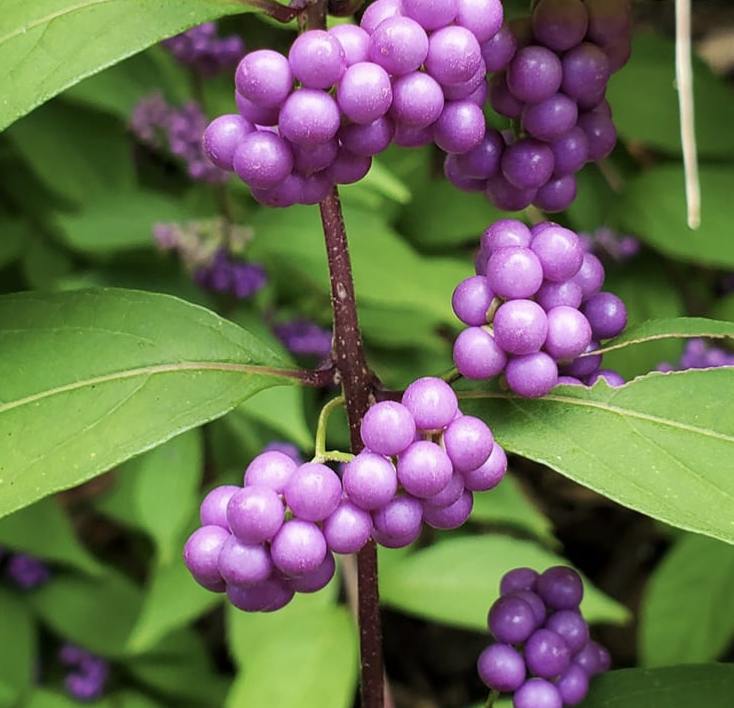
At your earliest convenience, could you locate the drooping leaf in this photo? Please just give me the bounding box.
[582,664,734,708]
[462,368,734,545]
[5,100,135,205]
[618,164,734,268]
[470,473,556,545]
[0,0,262,131]
[225,604,358,708]
[0,589,35,706]
[0,497,103,575]
[379,535,628,631]
[54,189,201,254]
[607,33,734,158]
[249,205,470,324]
[639,533,734,666]
[96,430,203,563]
[126,555,221,654]
[0,288,294,518]
[29,570,143,657]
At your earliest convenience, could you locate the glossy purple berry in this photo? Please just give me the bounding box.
[402,377,458,432]
[536,565,584,610]
[477,643,526,692]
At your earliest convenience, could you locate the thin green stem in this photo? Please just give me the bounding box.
[483,689,501,708]
[313,394,346,458]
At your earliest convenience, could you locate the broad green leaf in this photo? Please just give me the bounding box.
[225,604,358,708]
[0,218,28,269]
[5,100,135,205]
[462,368,734,545]
[618,164,734,268]
[55,189,200,254]
[226,582,338,666]
[96,430,203,562]
[25,690,85,708]
[607,33,734,157]
[235,385,313,451]
[126,629,229,705]
[249,205,470,323]
[0,497,103,575]
[0,0,259,131]
[598,317,734,357]
[639,533,734,666]
[29,570,142,657]
[63,49,189,119]
[397,177,504,248]
[582,664,734,708]
[0,288,293,518]
[470,473,556,545]
[0,589,35,706]
[380,535,628,631]
[127,556,221,653]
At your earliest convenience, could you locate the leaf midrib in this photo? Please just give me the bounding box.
[0,361,298,415]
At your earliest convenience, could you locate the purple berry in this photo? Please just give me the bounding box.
[289,551,336,593]
[462,442,507,491]
[183,525,229,591]
[200,484,240,528]
[372,495,424,548]
[536,565,584,610]
[488,595,537,644]
[337,62,393,124]
[232,130,293,189]
[493,299,549,356]
[556,662,590,705]
[279,89,341,145]
[425,26,483,86]
[582,292,627,339]
[505,351,559,398]
[402,0,458,31]
[513,678,563,708]
[270,519,327,577]
[235,50,293,108]
[543,306,592,361]
[524,628,571,678]
[289,30,346,89]
[545,610,590,654]
[500,567,539,594]
[402,377,458,431]
[217,536,273,587]
[226,485,285,544]
[452,275,495,326]
[284,462,342,522]
[397,440,454,498]
[477,643,527,692]
[507,46,563,103]
[360,401,417,456]
[453,327,508,380]
[343,451,399,510]
[369,16,429,76]
[442,415,494,472]
[323,499,373,554]
[486,246,544,299]
[422,489,474,529]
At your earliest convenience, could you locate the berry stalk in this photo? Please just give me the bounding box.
[318,186,384,708]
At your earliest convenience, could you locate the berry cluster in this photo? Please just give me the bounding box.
[183,377,507,612]
[202,0,505,207]
[452,218,627,397]
[162,22,244,75]
[273,319,334,358]
[658,338,734,372]
[478,566,610,708]
[579,226,640,263]
[59,644,110,703]
[447,0,631,212]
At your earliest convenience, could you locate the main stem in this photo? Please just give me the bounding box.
[320,189,384,708]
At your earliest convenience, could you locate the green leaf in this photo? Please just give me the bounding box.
[398,177,505,248]
[607,33,734,157]
[582,664,734,708]
[597,317,734,357]
[55,189,200,254]
[0,0,260,131]
[0,497,103,575]
[0,288,293,519]
[249,205,470,323]
[0,589,35,706]
[639,533,734,666]
[599,261,685,379]
[5,100,135,205]
[462,369,734,545]
[470,473,556,545]
[29,570,142,657]
[380,535,628,631]
[0,218,28,270]
[618,164,734,268]
[234,386,313,451]
[25,690,84,708]
[127,556,221,653]
[97,430,203,562]
[225,604,358,708]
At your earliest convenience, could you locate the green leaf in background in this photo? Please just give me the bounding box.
[470,473,556,545]
[55,189,200,255]
[29,570,142,657]
[0,288,293,518]
[618,164,734,268]
[0,589,35,706]
[607,33,734,158]
[0,218,28,270]
[127,557,221,653]
[462,368,734,545]
[126,628,229,706]
[96,430,203,563]
[234,385,313,451]
[225,604,358,708]
[249,205,470,324]
[398,177,504,248]
[639,533,734,666]
[5,100,135,205]
[0,497,103,575]
[582,664,734,708]
[380,535,628,631]
[0,0,260,132]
